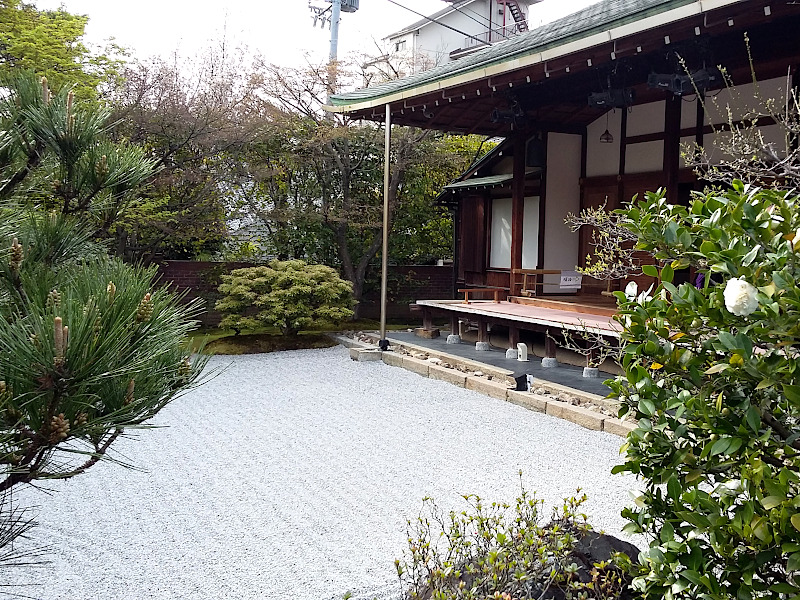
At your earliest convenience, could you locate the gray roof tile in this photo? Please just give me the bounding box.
[330,0,693,106]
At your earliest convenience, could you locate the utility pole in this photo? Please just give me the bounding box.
[329,0,341,64]
[308,0,358,99]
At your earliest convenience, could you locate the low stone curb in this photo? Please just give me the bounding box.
[334,333,636,438]
[429,364,467,387]
[465,376,508,400]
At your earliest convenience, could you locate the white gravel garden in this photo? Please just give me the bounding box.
[9,346,637,600]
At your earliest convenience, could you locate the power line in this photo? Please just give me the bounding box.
[457,3,512,41]
[384,0,489,47]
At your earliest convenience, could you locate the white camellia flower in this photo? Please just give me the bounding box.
[637,284,654,304]
[723,278,759,316]
[624,281,638,300]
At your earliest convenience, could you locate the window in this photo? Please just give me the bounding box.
[394,40,406,52]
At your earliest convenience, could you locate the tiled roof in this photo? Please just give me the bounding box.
[330,0,696,106]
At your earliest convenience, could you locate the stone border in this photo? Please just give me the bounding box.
[330,333,636,438]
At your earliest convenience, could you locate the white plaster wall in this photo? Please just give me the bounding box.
[521,196,540,269]
[492,156,514,175]
[489,197,512,269]
[586,109,621,177]
[704,77,787,124]
[626,101,664,136]
[705,124,786,165]
[543,133,581,281]
[626,140,663,174]
[681,95,699,129]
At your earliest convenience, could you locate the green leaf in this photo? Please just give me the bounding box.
[661,264,674,283]
[761,495,784,510]
[784,385,800,406]
[787,552,800,572]
[638,398,656,416]
[741,244,761,266]
[642,264,659,278]
[710,437,732,456]
[745,406,761,432]
[705,364,730,375]
[791,514,800,532]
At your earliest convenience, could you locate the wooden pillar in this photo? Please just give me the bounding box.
[508,325,520,348]
[663,94,682,204]
[449,314,459,335]
[477,318,488,343]
[511,135,526,281]
[545,332,557,358]
[617,107,628,208]
[422,308,434,330]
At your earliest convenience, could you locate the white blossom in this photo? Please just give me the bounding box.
[723,278,759,316]
[624,281,653,304]
[625,281,638,301]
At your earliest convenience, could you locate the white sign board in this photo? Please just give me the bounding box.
[559,271,582,290]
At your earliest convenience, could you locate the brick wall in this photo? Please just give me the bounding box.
[156,261,455,326]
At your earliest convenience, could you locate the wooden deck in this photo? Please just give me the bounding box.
[416,298,621,337]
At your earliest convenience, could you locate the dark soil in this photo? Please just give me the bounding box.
[204,333,338,355]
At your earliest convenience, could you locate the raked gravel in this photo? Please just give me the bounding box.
[8,346,640,600]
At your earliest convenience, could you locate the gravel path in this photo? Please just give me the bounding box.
[7,346,639,600]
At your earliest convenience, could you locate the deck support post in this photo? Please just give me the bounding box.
[542,331,559,367]
[477,317,488,342]
[415,307,440,339]
[449,315,459,334]
[422,308,434,330]
[508,325,520,348]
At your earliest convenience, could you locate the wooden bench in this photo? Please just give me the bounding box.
[458,287,506,303]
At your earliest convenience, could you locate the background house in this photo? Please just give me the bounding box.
[385,0,540,73]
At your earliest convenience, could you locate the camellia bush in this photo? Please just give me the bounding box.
[611,182,800,598]
[216,260,354,336]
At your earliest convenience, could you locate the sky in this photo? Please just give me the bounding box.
[33,0,598,69]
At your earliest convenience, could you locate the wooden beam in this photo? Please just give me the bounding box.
[663,94,682,204]
[511,135,526,278]
[537,133,548,271]
[617,107,628,207]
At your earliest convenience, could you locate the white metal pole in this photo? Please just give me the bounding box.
[329,0,341,63]
[380,103,391,346]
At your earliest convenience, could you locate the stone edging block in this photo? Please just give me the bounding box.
[381,352,404,368]
[402,355,430,377]
[602,417,637,437]
[506,390,548,413]
[429,364,467,387]
[546,400,605,431]
[465,377,508,400]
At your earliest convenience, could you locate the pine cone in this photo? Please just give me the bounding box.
[47,288,62,309]
[136,293,154,322]
[9,238,23,271]
[48,413,70,443]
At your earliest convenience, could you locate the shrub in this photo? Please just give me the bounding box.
[216,260,354,336]
[396,485,634,600]
[611,183,800,598]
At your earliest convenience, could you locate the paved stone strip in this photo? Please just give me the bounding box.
[342,337,635,437]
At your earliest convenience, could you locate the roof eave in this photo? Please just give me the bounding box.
[326,0,746,115]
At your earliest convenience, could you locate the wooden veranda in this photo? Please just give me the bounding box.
[416,293,621,363]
